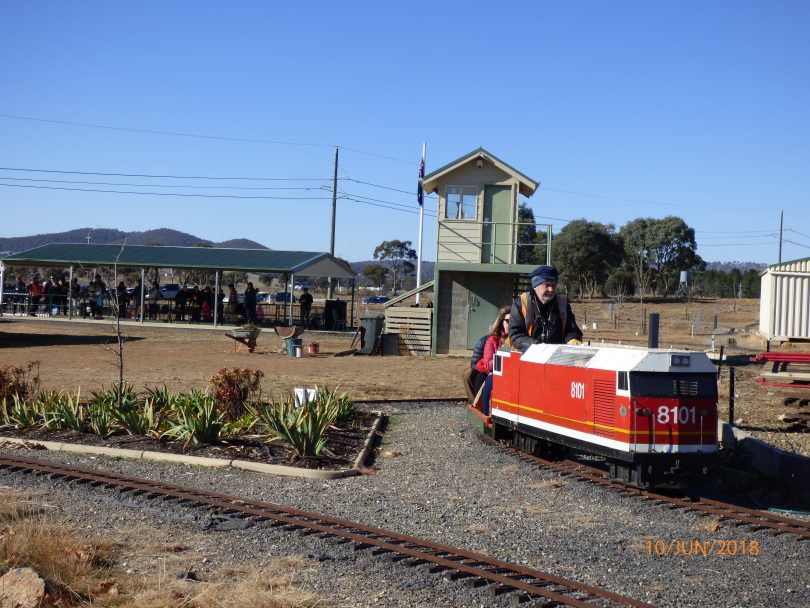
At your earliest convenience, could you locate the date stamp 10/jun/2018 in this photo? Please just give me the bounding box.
[646,539,760,557]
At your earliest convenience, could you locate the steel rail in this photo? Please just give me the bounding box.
[482,436,810,540]
[0,453,653,608]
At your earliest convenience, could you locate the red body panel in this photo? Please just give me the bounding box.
[491,349,718,454]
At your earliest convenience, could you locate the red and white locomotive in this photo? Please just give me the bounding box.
[480,343,718,487]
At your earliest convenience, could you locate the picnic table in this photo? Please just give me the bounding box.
[754,351,810,389]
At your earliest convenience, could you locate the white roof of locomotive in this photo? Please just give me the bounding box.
[519,343,716,374]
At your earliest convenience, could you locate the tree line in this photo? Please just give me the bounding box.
[518,205,761,300]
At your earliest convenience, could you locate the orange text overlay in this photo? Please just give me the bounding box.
[646,539,759,557]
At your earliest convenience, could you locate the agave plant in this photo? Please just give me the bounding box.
[313,387,356,425]
[108,398,164,436]
[1,394,41,429]
[39,390,85,432]
[88,399,116,437]
[143,384,179,411]
[255,394,340,458]
[162,390,225,446]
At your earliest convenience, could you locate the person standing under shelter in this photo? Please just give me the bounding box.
[244,281,257,325]
[298,286,313,327]
[509,265,582,352]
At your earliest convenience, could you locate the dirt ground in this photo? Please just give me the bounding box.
[1,297,808,456]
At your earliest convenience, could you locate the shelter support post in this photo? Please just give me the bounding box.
[68,265,74,319]
[214,271,219,327]
[350,278,355,329]
[0,263,4,312]
[289,272,294,326]
[139,268,145,324]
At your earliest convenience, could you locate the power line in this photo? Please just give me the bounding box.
[786,227,810,240]
[784,238,810,250]
[0,113,415,164]
[0,176,330,191]
[0,182,334,200]
[0,165,331,181]
[342,196,437,218]
[343,177,436,199]
[340,190,433,211]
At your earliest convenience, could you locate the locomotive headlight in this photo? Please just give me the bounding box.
[670,355,691,367]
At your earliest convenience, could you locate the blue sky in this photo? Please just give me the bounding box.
[2,1,808,264]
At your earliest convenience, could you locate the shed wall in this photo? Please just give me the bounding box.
[759,260,810,340]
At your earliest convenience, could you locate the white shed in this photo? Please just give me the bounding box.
[759,256,810,341]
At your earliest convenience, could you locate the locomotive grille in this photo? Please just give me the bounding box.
[593,379,615,438]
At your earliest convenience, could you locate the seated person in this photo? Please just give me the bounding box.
[509,265,582,352]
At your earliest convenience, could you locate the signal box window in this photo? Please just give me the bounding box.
[445,186,477,220]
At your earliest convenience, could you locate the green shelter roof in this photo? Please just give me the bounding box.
[1,243,355,279]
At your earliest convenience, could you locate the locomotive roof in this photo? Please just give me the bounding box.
[519,343,716,374]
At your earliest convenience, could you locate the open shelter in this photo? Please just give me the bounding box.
[0,243,355,327]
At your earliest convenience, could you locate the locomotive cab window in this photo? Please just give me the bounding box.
[493,352,503,375]
[630,373,718,399]
[617,371,628,391]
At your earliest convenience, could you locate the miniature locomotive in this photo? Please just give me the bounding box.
[480,343,719,487]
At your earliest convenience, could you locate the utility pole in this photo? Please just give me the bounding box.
[327,147,338,299]
[778,209,783,264]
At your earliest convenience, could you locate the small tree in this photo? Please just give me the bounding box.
[373,240,416,295]
[362,264,389,289]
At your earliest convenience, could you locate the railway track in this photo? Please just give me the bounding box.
[482,435,810,540]
[0,453,653,608]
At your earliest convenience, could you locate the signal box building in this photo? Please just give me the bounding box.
[421,148,545,354]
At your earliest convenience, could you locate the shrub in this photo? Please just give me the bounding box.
[88,399,116,437]
[0,394,41,429]
[0,361,40,403]
[208,368,264,421]
[39,390,85,432]
[254,395,340,458]
[143,384,179,411]
[162,390,225,446]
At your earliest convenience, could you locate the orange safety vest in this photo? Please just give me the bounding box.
[519,291,567,343]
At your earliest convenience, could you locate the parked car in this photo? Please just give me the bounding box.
[294,281,313,290]
[159,283,182,300]
[222,293,245,304]
[270,291,295,303]
[362,295,391,304]
[256,291,270,303]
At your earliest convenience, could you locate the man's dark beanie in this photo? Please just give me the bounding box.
[531,265,558,288]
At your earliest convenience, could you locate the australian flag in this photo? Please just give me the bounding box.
[417,148,425,207]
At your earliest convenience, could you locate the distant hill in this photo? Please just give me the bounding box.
[0,228,269,253]
[705,261,766,273]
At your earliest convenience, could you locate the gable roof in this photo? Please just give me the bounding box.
[1,243,355,278]
[421,147,539,197]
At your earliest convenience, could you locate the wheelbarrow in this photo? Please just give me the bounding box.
[225,327,261,353]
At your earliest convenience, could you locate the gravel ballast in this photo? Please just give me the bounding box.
[1,401,808,607]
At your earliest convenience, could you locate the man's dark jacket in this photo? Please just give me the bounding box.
[508,291,582,352]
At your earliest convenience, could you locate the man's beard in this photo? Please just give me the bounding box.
[538,292,555,305]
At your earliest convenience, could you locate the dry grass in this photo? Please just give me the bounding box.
[528,480,566,490]
[465,524,492,534]
[0,493,118,604]
[509,504,548,516]
[694,516,724,534]
[130,561,321,608]
[0,492,321,607]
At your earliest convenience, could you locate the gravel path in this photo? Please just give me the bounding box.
[1,401,809,607]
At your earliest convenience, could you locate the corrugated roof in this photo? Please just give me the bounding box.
[1,243,355,278]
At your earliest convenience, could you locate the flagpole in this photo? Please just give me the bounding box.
[416,143,426,306]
